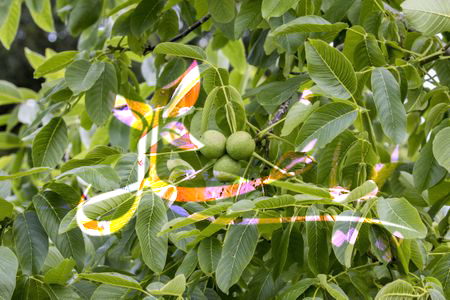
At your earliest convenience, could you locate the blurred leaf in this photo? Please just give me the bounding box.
[0,0,21,50]
[130,0,165,36]
[208,0,235,23]
[68,0,102,36]
[433,127,450,172]
[34,51,78,78]
[0,246,18,300]
[261,0,298,19]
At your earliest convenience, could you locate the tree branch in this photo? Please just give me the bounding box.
[419,42,450,66]
[143,14,211,55]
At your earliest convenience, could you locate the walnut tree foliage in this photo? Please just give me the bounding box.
[0,0,450,299]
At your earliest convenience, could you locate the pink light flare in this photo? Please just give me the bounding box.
[332,228,359,247]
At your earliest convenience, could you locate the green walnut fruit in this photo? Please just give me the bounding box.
[199,130,226,159]
[213,155,241,182]
[226,131,255,160]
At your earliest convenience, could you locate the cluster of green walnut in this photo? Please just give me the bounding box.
[199,130,256,182]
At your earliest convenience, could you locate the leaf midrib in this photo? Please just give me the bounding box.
[39,118,62,166]
[310,42,354,98]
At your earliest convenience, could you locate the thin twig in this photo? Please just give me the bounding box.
[143,14,211,55]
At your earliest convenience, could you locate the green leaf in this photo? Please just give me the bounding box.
[153,42,207,61]
[371,68,407,144]
[0,167,51,180]
[305,39,357,99]
[32,117,68,168]
[216,220,259,293]
[58,207,78,234]
[331,210,361,268]
[65,60,105,94]
[44,258,75,285]
[401,0,450,35]
[0,0,21,50]
[130,0,165,36]
[198,237,222,275]
[295,102,358,151]
[0,246,18,300]
[85,62,118,126]
[353,33,386,70]
[68,0,102,36]
[148,274,186,296]
[175,249,197,278]
[58,165,120,192]
[343,26,366,65]
[222,40,247,73]
[78,272,142,291]
[234,0,263,38]
[246,75,309,114]
[413,140,447,192]
[136,193,168,273]
[27,0,54,32]
[281,101,318,136]
[0,132,23,149]
[208,0,235,23]
[433,127,450,172]
[374,279,416,300]
[261,0,298,19]
[343,180,378,203]
[280,278,318,300]
[430,253,450,298]
[271,182,331,198]
[323,0,356,23]
[0,0,13,29]
[306,205,329,275]
[32,191,85,269]
[34,51,78,78]
[91,284,132,299]
[0,198,13,221]
[159,202,232,235]
[318,274,349,300]
[271,15,348,35]
[376,197,427,239]
[13,211,49,275]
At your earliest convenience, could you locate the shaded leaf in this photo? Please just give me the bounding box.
[136,193,168,273]
[13,211,48,275]
[32,117,68,168]
[216,220,259,293]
